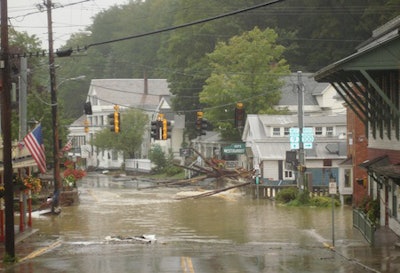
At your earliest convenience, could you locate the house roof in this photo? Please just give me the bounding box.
[279,73,329,106]
[254,140,346,160]
[257,114,346,129]
[88,78,170,111]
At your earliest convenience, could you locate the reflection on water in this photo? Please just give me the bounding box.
[31,173,362,248]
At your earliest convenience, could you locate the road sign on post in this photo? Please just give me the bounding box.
[289,127,314,149]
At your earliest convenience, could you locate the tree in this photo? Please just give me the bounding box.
[200,27,290,140]
[92,108,148,158]
[149,144,167,173]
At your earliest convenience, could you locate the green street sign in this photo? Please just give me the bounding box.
[223,143,246,154]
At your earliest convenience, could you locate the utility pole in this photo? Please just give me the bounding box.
[297,71,306,191]
[19,57,28,139]
[1,0,16,258]
[44,0,61,212]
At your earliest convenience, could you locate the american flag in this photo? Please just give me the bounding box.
[24,124,47,174]
[62,139,72,152]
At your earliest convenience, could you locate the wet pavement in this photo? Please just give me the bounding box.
[1,173,400,272]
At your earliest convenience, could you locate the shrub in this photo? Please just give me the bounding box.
[309,196,339,207]
[276,187,298,203]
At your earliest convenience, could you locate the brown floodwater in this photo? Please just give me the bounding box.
[5,173,397,273]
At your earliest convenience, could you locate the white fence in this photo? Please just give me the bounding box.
[125,159,153,173]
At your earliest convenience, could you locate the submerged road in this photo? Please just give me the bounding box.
[4,173,400,272]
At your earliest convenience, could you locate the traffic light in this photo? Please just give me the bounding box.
[108,105,121,133]
[150,120,161,140]
[162,119,172,140]
[235,102,245,129]
[196,111,206,136]
[84,119,89,133]
[201,118,208,133]
[84,101,92,115]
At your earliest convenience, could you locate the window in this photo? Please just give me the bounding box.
[326,126,333,136]
[323,159,332,166]
[284,127,290,136]
[315,127,322,135]
[284,170,293,178]
[344,169,351,188]
[273,127,281,136]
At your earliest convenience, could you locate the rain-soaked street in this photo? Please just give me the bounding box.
[4,173,400,272]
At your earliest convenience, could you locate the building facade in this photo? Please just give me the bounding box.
[315,16,400,234]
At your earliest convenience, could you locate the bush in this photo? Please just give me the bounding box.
[309,196,339,207]
[359,197,380,224]
[276,188,341,207]
[165,165,183,176]
[276,187,298,203]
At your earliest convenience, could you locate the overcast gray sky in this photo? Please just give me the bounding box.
[9,0,127,49]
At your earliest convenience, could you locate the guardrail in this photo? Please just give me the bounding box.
[353,209,376,245]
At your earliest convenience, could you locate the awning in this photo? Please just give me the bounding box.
[359,155,400,185]
[359,155,389,170]
[339,157,353,166]
[374,164,400,180]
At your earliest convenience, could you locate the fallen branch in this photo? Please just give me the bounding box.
[140,175,207,189]
[176,181,251,200]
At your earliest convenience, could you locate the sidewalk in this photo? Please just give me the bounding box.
[374,226,400,247]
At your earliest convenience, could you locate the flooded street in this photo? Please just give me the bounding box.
[5,173,399,272]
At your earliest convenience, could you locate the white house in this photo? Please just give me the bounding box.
[67,78,181,171]
[242,114,347,196]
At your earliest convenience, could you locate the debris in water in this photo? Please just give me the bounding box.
[105,235,156,244]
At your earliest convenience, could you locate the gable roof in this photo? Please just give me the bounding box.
[278,73,330,106]
[258,114,346,128]
[88,78,170,111]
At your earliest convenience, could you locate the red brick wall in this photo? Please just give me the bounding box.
[347,107,369,206]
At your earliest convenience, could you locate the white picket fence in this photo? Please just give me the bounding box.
[125,159,153,173]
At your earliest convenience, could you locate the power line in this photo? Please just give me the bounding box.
[84,0,285,50]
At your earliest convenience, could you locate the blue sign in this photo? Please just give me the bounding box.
[289,127,314,149]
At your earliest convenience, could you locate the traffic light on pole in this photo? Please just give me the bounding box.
[114,111,120,133]
[84,119,89,133]
[84,101,92,115]
[108,105,121,133]
[196,111,206,136]
[151,120,160,140]
[201,118,208,133]
[162,119,172,140]
[234,102,245,129]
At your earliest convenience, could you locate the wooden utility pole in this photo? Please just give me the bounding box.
[45,0,61,211]
[1,0,16,258]
[297,71,306,191]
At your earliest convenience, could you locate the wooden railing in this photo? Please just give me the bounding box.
[353,209,376,245]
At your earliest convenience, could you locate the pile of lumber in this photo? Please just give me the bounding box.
[177,148,254,180]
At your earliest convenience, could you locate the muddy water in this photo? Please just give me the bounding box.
[32,174,359,246]
[14,173,373,273]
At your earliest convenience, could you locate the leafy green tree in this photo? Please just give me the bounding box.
[149,144,167,174]
[200,27,290,140]
[92,109,148,158]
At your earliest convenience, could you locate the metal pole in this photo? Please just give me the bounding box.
[46,0,61,212]
[332,194,335,247]
[297,71,306,191]
[1,0,16,258]
[19,57,28,140]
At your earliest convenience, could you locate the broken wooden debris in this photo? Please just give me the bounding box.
[176,148,254,180]
[176,181,251,200]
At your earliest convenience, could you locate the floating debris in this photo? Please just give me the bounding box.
[105,235,156,244]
